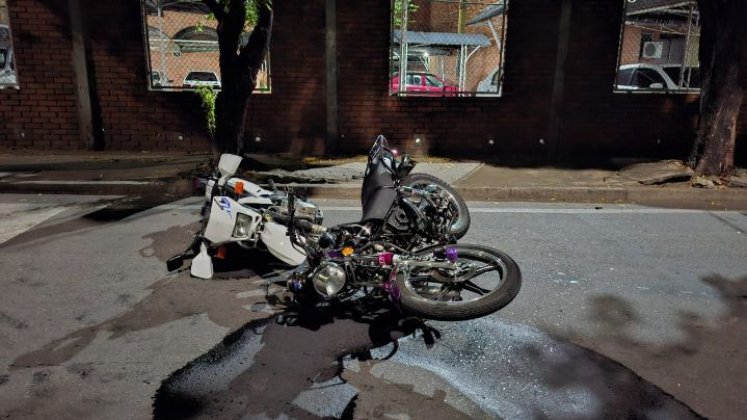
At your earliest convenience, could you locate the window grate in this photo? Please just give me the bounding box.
[140,0,270,93]
[614,0,700,93]
[390,0,509,97]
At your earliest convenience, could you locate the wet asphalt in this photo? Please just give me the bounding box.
[2,196,746,419]
[151,303,703,419]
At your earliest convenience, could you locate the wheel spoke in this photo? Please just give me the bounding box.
[424,287,449,301]
[458,263,496,282]
[461,280,490,295]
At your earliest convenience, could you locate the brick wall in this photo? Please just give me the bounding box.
[244,0,327,155]
[559,0,701,159]
[0,0,80,149]
[83,0,209,151]
[0,0,744,161]
[334,0,561,157]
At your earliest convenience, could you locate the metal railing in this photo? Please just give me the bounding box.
[615,0,700,93]
[390,0,509,97]
[141,0,270,93]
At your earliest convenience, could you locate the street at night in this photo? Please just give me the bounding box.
[1,195,745,419]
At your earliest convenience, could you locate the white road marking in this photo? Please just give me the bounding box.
[0,206,69,244]
[157,203,743,215]
[320,207,741,215]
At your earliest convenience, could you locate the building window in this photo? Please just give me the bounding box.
[390,0,509,97]
[615,0,700,93]
[0,0,19,89]
[141,0,270,93]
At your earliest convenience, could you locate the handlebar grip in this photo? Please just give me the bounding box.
[269,212,326,234]
[293,218,326,234]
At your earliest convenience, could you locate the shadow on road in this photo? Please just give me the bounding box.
[11,228,291,369]
[152,300,438,419]
[564,274,747,420]
[9,222,729,419]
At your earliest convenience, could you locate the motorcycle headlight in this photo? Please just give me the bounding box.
[233,213,252,238]
[312,262,346,298]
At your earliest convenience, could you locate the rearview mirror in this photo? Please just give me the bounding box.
[217,154,242,186]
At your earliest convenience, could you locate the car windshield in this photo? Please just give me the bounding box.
[662,66,700,88]
[405,74,422,85]
[632,68,667,88]
[616,68,634,86]
[187,72,217,82]
[425,74,444,87]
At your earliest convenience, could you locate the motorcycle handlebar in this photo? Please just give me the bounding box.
[269,212,326,235]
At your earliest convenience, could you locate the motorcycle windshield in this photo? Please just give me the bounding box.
[361,136,396,223]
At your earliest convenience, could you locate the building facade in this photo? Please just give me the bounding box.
[0,0,745,161]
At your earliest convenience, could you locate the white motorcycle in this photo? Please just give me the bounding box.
[168,137,472,280]
[167,153,323,279]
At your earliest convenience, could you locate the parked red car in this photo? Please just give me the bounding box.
[390,72,458,96]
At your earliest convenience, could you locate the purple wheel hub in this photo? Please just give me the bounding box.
[446,246,458,262]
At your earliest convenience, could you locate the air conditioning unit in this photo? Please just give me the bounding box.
[642,41,663,59]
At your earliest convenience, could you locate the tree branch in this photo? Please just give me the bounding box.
[239,1,273,72]
[202,0,226,20]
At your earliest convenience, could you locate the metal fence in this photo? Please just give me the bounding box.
[0,0,19,89]
[615,0,700,92]
[141,0,270,92]
[390,0,508,97]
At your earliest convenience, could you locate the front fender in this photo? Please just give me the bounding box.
[260,222,307,266]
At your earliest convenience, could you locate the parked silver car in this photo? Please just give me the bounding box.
[615,63,699,92]
[183,71,221,89]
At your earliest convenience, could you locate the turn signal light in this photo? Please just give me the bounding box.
[234,181,245,195]
[216,246,227,259]
[341,246,354,257]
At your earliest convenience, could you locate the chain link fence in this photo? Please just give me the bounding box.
[390,0,508,97]
[0,0,18,88]
[615,0,700,92]
[141,0,270,92]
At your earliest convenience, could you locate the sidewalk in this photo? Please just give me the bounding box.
[0,150,746,210]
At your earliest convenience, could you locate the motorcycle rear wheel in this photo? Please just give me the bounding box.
[396,244,521,320]
[403,173,470,239]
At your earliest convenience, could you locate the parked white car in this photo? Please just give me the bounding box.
[616,63,699,91]
[183,71,221,89]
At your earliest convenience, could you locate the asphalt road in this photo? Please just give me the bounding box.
[1,195,745,419]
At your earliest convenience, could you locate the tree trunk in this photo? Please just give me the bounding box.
[208,0,272,155]
[690,0,747,178]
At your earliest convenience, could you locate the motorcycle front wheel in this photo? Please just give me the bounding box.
[403,173,471,239]
[396,244,521,321]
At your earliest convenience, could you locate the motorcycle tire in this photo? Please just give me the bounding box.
[396,244,521,321]
[403,173,471,239]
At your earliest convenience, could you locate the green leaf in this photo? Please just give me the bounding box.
[195,86,217,136]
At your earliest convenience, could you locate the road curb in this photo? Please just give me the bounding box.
[0,155,210,172]
[1,180,746,210]
[298,184,747,210]
[0,178,195,197]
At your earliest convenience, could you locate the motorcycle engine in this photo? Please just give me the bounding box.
[385,207,413,233]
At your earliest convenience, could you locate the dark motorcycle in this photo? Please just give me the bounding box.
[274,135,521,320]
